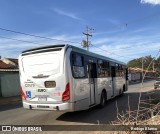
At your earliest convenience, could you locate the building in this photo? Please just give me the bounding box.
[128,67,158,82]
[0,57,20,97]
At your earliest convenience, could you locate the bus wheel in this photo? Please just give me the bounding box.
[99,91,106,108]
[119,89,123,96]
[123,85,126,92]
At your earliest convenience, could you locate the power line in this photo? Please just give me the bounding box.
[91,44,132,58]
[0,25,131,59]
[0,25,153,59]
[91,44,160,59]
[95,10,160,34]
[88,11,160,58]
[0,35,45,46]
[0,10,160,45]
[81,26,129,58]
[0,26,153,60]
[0,27,80,44]
[0,33,147,61]
[0,34,130,59]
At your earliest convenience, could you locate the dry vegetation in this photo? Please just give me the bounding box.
[93,92,160,134]
[110,91,160,134]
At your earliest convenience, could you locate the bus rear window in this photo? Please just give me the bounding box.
[22,53,60,75]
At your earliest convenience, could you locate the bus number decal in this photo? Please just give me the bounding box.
[25,84,35,87]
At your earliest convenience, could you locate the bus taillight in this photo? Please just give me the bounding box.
[62,82,70,102]
[20,86,26,100]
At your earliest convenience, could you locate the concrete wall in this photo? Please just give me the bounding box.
[0,72,20,97]
[128,72,141,81]
[131,73,141,81]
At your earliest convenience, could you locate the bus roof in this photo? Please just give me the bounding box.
[70,45,126,65]
[21,44,126,65]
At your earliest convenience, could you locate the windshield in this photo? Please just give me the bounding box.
[22,52,61,76]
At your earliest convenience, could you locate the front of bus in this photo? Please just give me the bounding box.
[18,44,72,111]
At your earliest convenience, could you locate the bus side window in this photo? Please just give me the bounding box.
[72,54,85,78]
[115,64,123,77]
[98,60,110,77]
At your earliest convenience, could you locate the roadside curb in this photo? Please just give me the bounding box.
[129,79,156,85]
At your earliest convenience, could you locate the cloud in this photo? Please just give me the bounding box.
[141,0,160,5]
[54,8,82,21]
[0,33,82,58]
[1,31,160,63]
[89,34,160,63]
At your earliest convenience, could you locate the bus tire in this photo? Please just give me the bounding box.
[123,85,126,92]
[99,91,106,108]
[119,89,123,96]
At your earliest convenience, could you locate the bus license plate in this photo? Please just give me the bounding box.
[38,97,47,101]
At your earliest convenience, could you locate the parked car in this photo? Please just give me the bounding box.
[154,78,160,89]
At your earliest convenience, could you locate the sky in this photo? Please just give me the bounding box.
[0,0,160,63]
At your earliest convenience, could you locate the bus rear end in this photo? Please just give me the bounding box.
[18,45,72,111]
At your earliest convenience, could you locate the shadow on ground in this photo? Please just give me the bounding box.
[0,102,22,112]
[56,92,149,124]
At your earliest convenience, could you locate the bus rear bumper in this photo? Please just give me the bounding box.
[23,101,72,111]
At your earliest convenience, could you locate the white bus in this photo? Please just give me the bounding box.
[19,44,128,111]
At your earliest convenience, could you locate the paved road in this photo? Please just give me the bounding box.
[0,80,155,132]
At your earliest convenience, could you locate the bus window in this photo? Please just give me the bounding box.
[98,60,110,77]
[72,54,85,78]
[116,64,123,77]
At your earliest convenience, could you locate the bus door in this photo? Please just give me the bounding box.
[88,62,97,105]
[111,66,116,97]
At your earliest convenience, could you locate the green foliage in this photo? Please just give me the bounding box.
[127,55,160,74]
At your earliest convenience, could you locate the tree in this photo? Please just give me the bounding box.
[127,55,160,75]
[127,55,154,71]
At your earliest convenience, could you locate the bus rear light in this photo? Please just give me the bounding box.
[62,82,70,102]
[20,86,26,100]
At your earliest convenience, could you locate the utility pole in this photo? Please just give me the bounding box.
[153,60,155,72]
[82,26,92,51]
[142,57,143,80]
